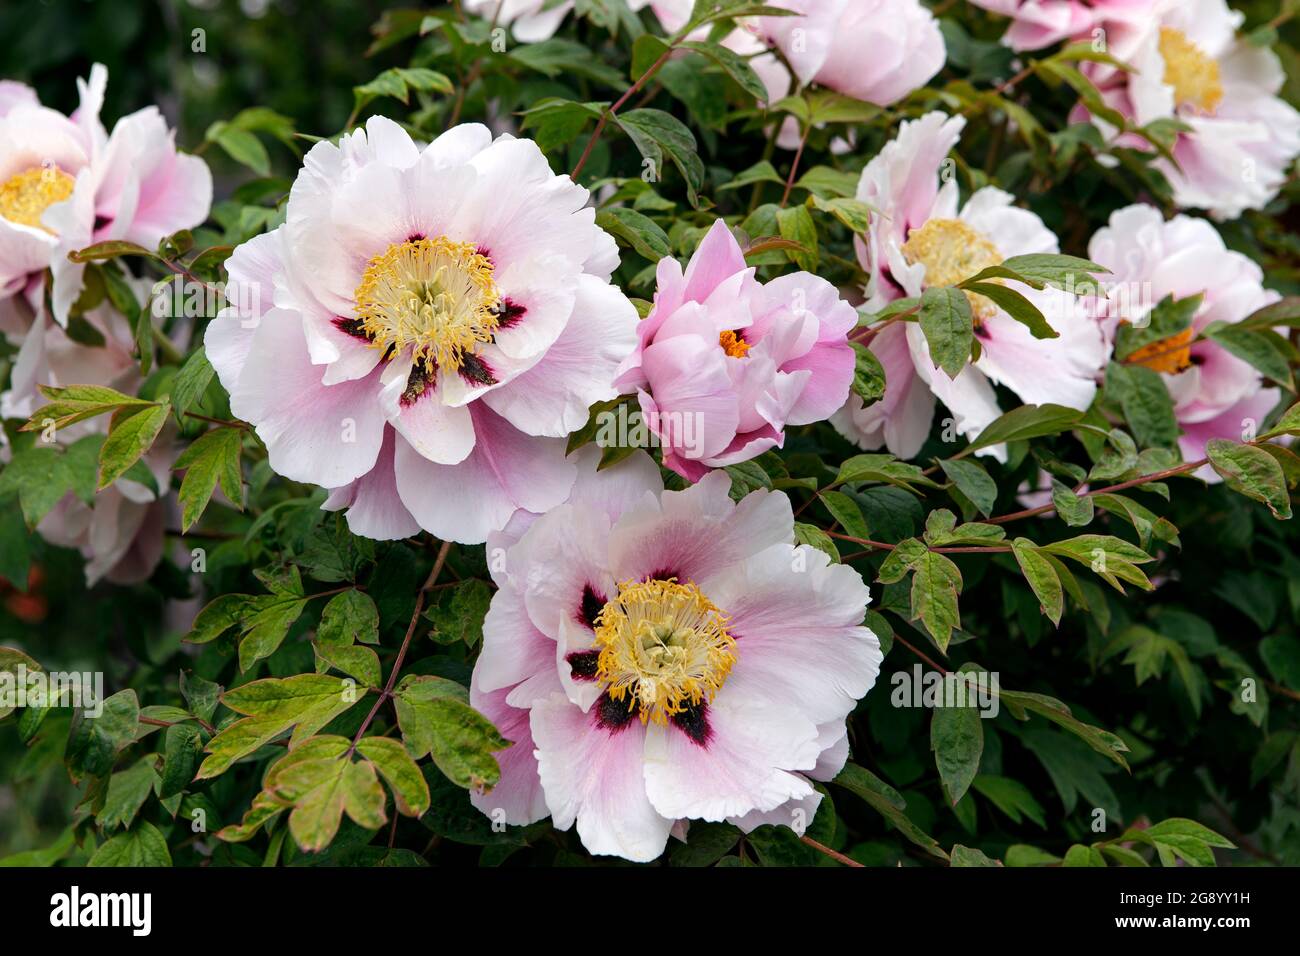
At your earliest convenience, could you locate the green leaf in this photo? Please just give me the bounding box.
[1106,362,1178,449]
[0,504,31,587]
[849,341,887,405]
[263,737,388,852]
[1049,479,1094,527]
[1202,323,1294,390]
[910,550,963,649]
[318,589,380,647]
[595,207,671,261]
[962,281,1058,338]
[352,67,453,116]
[820,490,871,540]
[973,775,1047,827]
[931,697,984,804]
[393,675,509,790]
[314,642,381,688]
[616,108,704,206]
[20,383,153,433]
[170,346,216,422]
[939,458,997,516]
[99,401,170,490]
[918,286,974,379]
[679,39,767,100]
[97,758,160,830]
[793,522,839,562]
[88,821,172,867]
[951,845,1001,867]
[832,763,948,860]
[1000,690,1130,768]
[0,648,40,721]
[66,690,140,779]
[1011,538,1064,626]
[1118,818,1234,867]
[198,675,360,779]
[426,579,493,647]
[238,590,310,672]
[966,403,1085,453]
[776,204,818,272]
[807,194,874,234]
[994,252,1107,291]
[160,722,203,800]
[207,124,271,175]
[836,454,940,493]
[718,160,783,191]
[1206,439,1292,519]
[356,736,432,817]
[173,426,243,531]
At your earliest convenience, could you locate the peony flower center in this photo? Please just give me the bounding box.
[1124,324,1195,374]
[901,217,1003,321]
[353,236,501,372]
[0,166,75,232]
[719,329,750,358]
[593,578,736,725]
[1158,27,1222,114]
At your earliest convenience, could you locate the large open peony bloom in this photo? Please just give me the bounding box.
[468,450,881,861]
[206,118,637,544]
[754,0,945,107]
[1074,0,1300,219]
[0,64,211,322]
[1087,203,1281,480]
[833,111,1107,460]
[614,219,856,481]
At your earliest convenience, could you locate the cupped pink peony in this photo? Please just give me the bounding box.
[206,118,638,544]
[754,0,946,107]
[0,64,212,321]
[468,450,881,861]
[833,111,1108,460]
[1073,0,1300,219]
[1087,203,1282,480]
[613,219,856,480]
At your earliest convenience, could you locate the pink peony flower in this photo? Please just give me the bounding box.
[613,219,857,480]
[468,450,881,861]
[754,0,946,107]
[1074,0,1300,219]
[833,111,1108,460]
[206,118,638,544]
[647,0,798,144]
[0,64,212,321]
[969,0,1154,53]
[462,0,658,42]
[1087,203,1282,479]
[0,288,174,586]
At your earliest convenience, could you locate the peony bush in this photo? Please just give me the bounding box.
[1,0,1299,869]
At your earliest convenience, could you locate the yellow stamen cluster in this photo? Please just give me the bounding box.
[593,578,737,725]
[901,217,1003,321]
[353,237,501,372]
[0,166,75,232]
[1159,27,1223,114]
[719,329,750,358]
